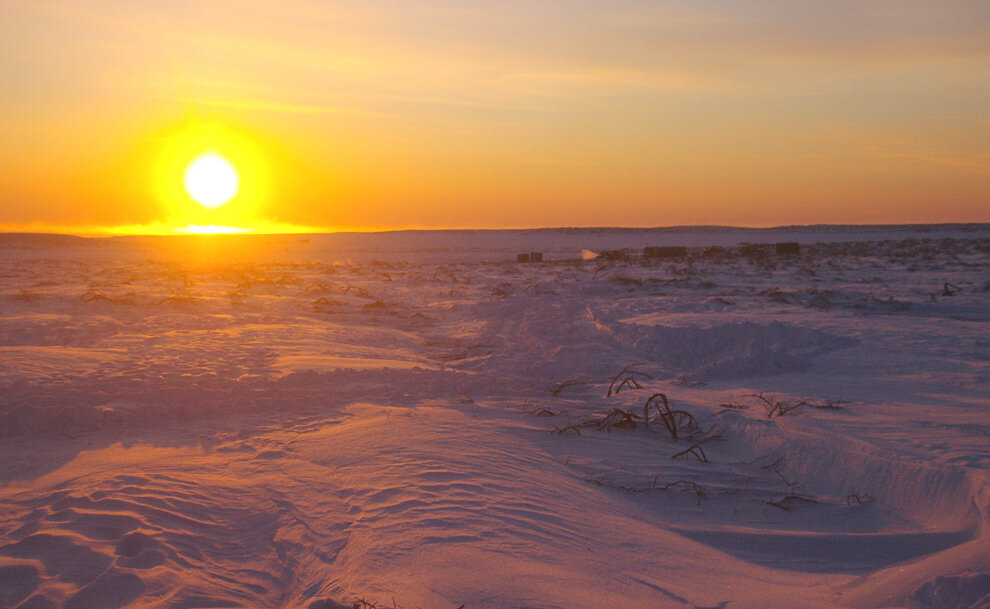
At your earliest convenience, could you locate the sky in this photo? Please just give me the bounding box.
[0,0,987,234]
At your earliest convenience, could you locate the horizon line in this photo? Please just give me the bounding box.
[1,221,989,240]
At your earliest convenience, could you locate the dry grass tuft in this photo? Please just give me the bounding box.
[606,364,652,396]
[551,380,587,396]
[739,392,803,418]
[587,476,710,504]
[671,442,709,463]
[643,393,698,439]
[767,493,817,511]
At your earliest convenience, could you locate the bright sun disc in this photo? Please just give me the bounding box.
[183,151,239,209]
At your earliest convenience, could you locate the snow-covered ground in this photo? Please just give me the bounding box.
[0,225,987,609]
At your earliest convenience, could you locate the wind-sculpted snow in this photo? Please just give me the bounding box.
[0,228,987,609]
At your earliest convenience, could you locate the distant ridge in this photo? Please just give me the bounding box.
[0,232,91,246]
[517,223,990,234]
[252,222,990,236]
[1,223,987,241]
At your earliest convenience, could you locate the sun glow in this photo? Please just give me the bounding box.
[183,151,239,209]
[153,119,272,233]
[173,223,253,235]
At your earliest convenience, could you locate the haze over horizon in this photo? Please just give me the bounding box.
[1,1,987,234]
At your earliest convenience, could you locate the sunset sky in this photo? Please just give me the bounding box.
[1,1,987,234]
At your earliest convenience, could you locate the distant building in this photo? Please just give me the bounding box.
[598,249,633,261]
[775,242,801,255]
[739,243,769,257]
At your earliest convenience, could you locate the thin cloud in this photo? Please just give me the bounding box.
[175,96,378,117]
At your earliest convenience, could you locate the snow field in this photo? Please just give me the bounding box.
[0,228,987,608]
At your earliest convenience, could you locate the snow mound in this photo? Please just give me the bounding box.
[620,321,856,379]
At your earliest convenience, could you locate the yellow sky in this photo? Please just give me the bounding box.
[1,1,987,234]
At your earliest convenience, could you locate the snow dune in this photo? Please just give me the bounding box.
[0,226,987,609]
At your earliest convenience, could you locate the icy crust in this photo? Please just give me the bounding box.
[0,229,988,609]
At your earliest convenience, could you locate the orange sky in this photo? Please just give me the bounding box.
[1,1,987,234]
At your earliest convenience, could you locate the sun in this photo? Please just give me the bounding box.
[183,151,240,209]
[152,119,273,231]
